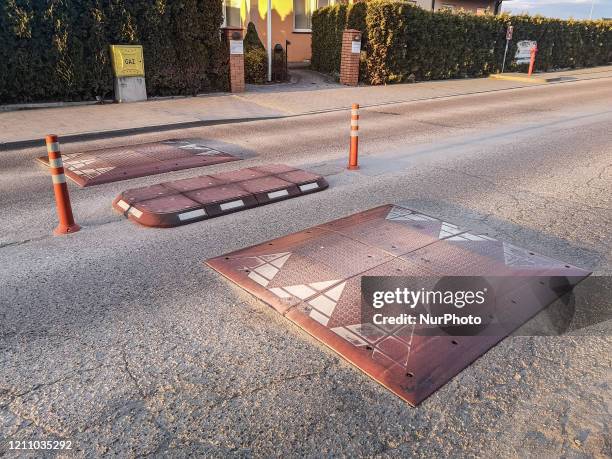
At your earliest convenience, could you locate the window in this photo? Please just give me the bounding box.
[294,0,334,32]
[223,0,241,27]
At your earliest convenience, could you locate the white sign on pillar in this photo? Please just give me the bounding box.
[230,40,244,55]
[351,41,361,54]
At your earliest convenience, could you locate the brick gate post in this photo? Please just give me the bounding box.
[223,27,246,93]
[340,29,362,86]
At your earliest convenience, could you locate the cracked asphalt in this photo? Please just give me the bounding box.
[1,77,611,457]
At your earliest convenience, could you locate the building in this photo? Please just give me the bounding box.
[223,0,332,66]
[421,0,504,15]
[223,0,503,75]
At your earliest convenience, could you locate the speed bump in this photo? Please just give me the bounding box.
[37,139,241,187]
[113,164,328,227]
[207,204,591,405]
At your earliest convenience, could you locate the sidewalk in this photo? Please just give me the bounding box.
[2,65,610,149]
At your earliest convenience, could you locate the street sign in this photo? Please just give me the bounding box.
[501,25,514,73]
[515,40,537,64]
[109,45,145,77]
[230,40,244,55]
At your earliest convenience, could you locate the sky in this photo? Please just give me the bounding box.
[502,0,612,19]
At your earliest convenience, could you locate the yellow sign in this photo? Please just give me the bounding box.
[110,45,145,77]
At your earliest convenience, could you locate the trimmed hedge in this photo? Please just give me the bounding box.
[244,22,267,84]
[245,48,267,84]
[311,3,349,75]
[312,0,612,85]
[244,21,265,51]
[0,0,228,104]
[310,2,366,76]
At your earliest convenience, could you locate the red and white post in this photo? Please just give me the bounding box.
[348,103,359,170]
[46,135,80,235]
[528,45,538,77]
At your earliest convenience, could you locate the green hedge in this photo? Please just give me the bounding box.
[245,47,267,84]
[0,0,228,104]
[312,0,612,85]
[310,1,366,76]
[244,22,267,84]
[311,3,348,75]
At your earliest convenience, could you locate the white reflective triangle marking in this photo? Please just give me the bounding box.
[309,309,329,326]
[270,253,291,268]
[324,282,346,302]
[269,287,292,299]
[254,263,279,280]
[446,235,468,241]
[261,252,290,262]
[438,223,461,240]
[308,295,336,316]
[270,277,342,304]
[463,233,487,241]
[386,207,414,221]
[248,270,269,287]
[283,284,316,300]
[309,279,340,291]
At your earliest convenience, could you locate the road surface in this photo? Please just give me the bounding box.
[1,77,611,457]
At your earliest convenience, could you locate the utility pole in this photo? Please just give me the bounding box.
[589,0,595,20]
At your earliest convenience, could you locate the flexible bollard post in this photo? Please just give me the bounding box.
[528,46,538,77]
[348,103,359,170]
[46,134,81,235]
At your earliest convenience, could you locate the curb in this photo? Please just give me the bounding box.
[489,73,561,84]
[0,116,283,151]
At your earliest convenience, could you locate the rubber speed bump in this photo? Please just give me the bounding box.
[207,204,591,405]
[37,139,241,187]
[113,164,328,227]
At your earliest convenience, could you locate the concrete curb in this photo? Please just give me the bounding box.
[489,73,561,84]
[0,116,283,151]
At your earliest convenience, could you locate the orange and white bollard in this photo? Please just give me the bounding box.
[348,103,359,170]
[45,134,80,235]
[528,46,538,77]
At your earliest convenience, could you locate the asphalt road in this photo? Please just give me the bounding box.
[1,77,611,457]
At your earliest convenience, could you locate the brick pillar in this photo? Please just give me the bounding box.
[340,29,362,86]
[223,27,245,93]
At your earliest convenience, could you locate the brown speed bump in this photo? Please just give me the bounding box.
[207,204,591,405]
[113,164,328,228]
[37,139,241,187]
